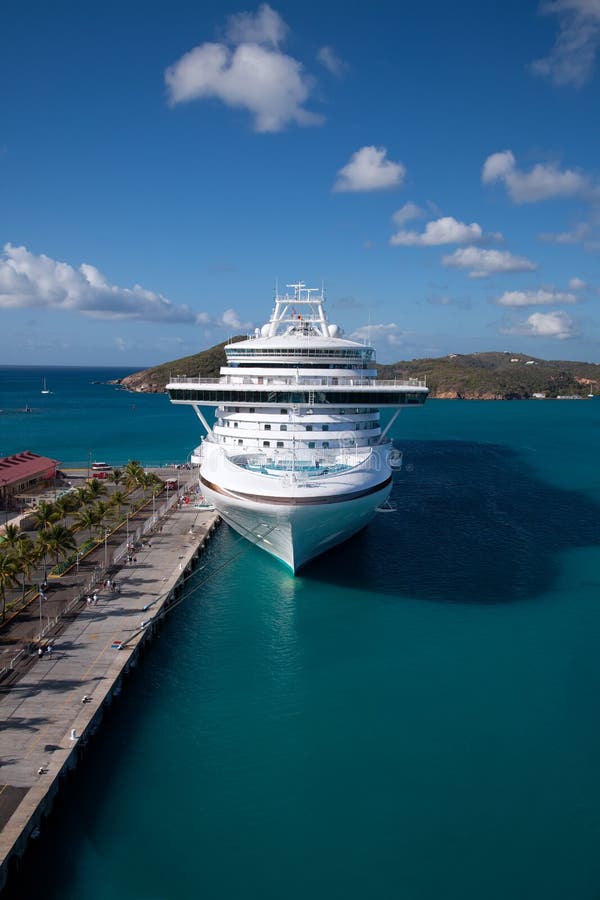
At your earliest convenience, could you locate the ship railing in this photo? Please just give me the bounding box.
[228,446,372,471]
[168,375,427,388]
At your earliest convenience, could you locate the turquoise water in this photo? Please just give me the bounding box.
[3,369,600,899]
[0,366,200,465]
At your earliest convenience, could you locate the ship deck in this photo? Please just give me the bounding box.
[241,460,351,477]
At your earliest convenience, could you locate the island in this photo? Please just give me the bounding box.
[112,342,599,400]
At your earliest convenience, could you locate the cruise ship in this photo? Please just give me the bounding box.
[167,282,428,572]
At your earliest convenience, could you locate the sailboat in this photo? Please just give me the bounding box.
[41,378,50,395]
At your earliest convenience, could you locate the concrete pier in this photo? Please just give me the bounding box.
[0,503,219,890]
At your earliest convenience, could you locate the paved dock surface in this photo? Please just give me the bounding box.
[0,504,218,881]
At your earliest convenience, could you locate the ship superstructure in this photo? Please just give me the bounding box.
[167,282,428,572]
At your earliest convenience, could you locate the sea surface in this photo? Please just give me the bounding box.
[2,366,600,900]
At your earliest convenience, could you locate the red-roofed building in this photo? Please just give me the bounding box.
[0,451,60,510]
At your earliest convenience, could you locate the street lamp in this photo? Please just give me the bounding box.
[104,530,109,568]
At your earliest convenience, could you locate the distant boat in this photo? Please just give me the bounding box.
[24,404,32,413]
[41,378,50,395]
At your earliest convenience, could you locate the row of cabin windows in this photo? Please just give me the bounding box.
[261,440,330,449]
[231,437,378,448]
[224,407,378,416]
[231,363,369,370]
[221,421,377,431]
[226,347,374,358]
[227,407,289,415]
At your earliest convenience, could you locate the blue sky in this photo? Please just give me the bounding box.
[1,0,599,366]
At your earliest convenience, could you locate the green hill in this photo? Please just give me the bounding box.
[378,352,599,399]
[115,344,599,400]
[116,338,244,393]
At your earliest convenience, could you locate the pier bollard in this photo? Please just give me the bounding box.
[70,728,78,741]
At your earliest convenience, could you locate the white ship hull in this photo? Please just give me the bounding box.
[200,472,392,573]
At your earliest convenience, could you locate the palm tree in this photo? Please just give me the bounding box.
[75,485,90,506]
[53,492,78,525]
[34,530,53,581]
[139,472,159,492]
[2,523,23,553]
[110,490,129,519]
[109,468,124,487]
[124,460,144,491]
[0,551,19,621]
[11,536,37,601]
[74,508,97,541]
[31,500,58,533]
[44,524,77,566]
[1,526,35,602]
[90,500,111,536]
[85,478,108,501]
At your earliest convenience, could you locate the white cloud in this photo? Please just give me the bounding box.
[569,276,587,289]
[225,3,287,47]
[220,308,253,330]
[333,146,406,193]
[502,310,576,339]
[164,4,322,133]
[482,150,516,183]
[442,246,538,278]
[532,0,600,88]
[538,222,591,242]
[496,289,577,306]
[482,149,594,203]
[349,323,404,346]
[390,216,483,246]
[196,308,252,330]
[392,202,426,227]
[0,243,199,323]
[317,46,346,76]
[0,243,250,332]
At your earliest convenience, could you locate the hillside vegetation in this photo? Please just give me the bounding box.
[115,344,599,400]
[378,352,599,399]
[116,338,244,393]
